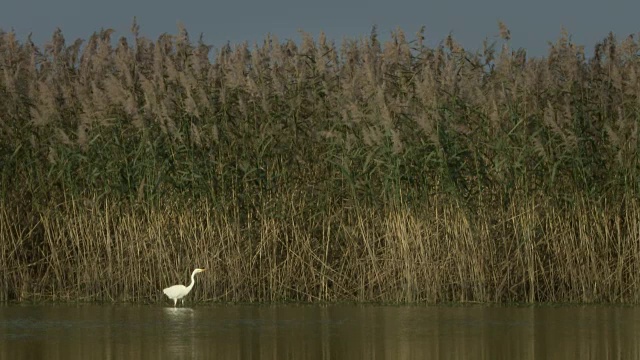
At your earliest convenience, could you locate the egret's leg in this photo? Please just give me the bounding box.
[173,298,177,307]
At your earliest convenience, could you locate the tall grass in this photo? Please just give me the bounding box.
[1,23,639,303]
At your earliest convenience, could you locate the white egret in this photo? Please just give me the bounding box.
[163,268,206,307]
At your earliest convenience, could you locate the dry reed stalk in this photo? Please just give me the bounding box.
[2,195,640,304]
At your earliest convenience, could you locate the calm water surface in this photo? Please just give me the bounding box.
[1,303,638,359]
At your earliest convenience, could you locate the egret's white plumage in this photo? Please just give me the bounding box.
[163,268,205,307]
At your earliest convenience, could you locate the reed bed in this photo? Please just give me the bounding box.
[1,23,640,303]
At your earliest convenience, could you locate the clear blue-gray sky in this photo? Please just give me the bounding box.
[1,0,638,57]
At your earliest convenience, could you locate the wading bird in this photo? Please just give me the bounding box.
[163,268,206,307]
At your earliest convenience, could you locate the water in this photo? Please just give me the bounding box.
[1,303,639,359]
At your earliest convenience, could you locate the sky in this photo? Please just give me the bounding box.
[1,0,639,57]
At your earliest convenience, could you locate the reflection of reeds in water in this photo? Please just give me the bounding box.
[1,305,638,359]
[1,22,640,303]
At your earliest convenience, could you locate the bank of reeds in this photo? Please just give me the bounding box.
[1,22,639,303]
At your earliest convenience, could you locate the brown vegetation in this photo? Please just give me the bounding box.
[1,22,639,303]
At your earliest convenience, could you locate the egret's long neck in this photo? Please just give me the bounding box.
[186,270,197,292]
